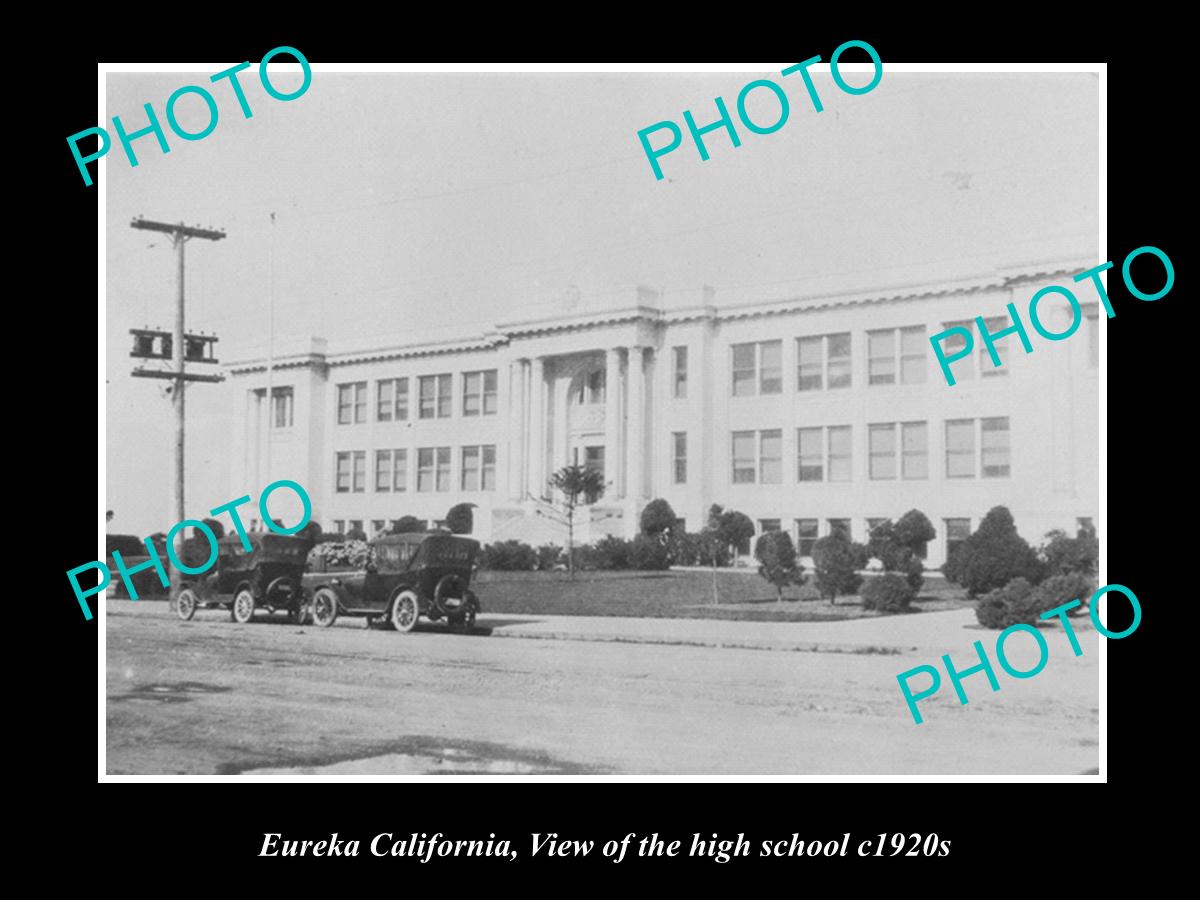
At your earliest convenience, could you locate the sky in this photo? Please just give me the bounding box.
[104,67,1099,535]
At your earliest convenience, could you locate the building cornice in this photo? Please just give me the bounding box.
[223,257,1095,374]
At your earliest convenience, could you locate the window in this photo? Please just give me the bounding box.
[797,333,851,391]
[349,519,363,534]
[828,426,852,482]
[979,316,1011,376]
[869,423,897,480]
[759,341,782,394]
[827,333,852,389]
[945,419,976,478]
[759,519,781,533]
[941,321,975,382]
[901,421,928,479]
[868,329,896,385]
[377,380,393,421]
[375,450,392,492]
[797,425,852,482]
[829,519,851,540]
[372,520,386,536]
[337,382,366,424]
[981,417,1011,478]
[900,326,926,383]
[461,446,481,491]
[419,374,452,419]
[271,387,294,428]
[797,427,823,481]
[731,431,756,483]
[1086,307,1100,369]
[673,346,688,398]
[393,449,407,492]
[945,518,971,562]
[461,445,497,491]
[673,432,687,484]
[377,378,409,421]
[463,370,498,416]
[335,451,365,493]
[796,519,819,556]
[583,446,604,480]
[417,447,450,492]
[760,430,782,484]
[868,326,926,385]
[332,519,345,535]
[731,340,782,396]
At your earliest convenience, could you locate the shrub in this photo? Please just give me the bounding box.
[974,577,1035,629]
[811,532,869,603]
[200,518,226,539]
[481,540,537,571]
[535,543,563,571]
[592,536,632,570]
[754,531,804,600]
[629,534,671,570]
[446,503,475,535]
[640,499,677,538]
[795,582,822,602]
[861,573,915,613]
[344,527,368,541]
[668,530,706,566]
[943,506,1044,597]
[1024,572,1095,619]
[1039,526,1099,578]
[390,516,425,534]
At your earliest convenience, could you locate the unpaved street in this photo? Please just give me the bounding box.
[105,602,1100,775]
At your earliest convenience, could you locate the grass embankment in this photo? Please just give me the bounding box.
[473,569,972,622]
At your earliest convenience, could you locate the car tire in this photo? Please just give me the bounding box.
[176,588,198,622]
[310,588,339,628]
[231,588,255,624]
[390,590,420,633]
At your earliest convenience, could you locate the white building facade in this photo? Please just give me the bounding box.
[226,260,1101,567]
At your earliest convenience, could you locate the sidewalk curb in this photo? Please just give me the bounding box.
[487,628,916,655]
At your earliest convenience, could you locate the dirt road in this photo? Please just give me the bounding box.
[105,602,1100,775]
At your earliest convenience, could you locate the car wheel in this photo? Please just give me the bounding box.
[311,588,339,628]
[390,590,420,633]
[176,588,198,622]
[231,588,255,624]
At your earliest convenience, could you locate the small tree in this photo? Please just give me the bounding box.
[700,505,756,604]
[944,506,1044,597]
[389,516,425,534]
[640,498,677,540]
[812,532,869,604]
[344,526,368,541]
[1039,523,1099,578]
[754,531,804,601]
[868,509,936,593]
[539,464,606,579]
[445,502,476,535]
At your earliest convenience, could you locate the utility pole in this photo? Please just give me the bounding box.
[129,217,226,527]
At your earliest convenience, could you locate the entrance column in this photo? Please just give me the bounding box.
[604,347,622,499]
[528,356,546,500]
[626,345,645,501]
[508,358,527,500]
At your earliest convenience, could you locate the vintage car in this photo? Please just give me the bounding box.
[175,531,310,623]
[105,534,170,599]
[300,532,481,632]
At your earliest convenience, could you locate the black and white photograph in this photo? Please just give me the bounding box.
[100,61,1103,778]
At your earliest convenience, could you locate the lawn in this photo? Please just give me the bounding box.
[473,569,973,622]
